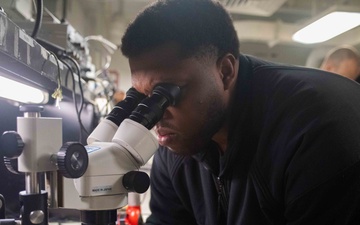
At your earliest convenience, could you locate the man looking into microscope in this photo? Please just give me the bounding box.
[120,0,360,224]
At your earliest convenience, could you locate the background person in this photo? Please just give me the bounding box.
[320,45,360,80]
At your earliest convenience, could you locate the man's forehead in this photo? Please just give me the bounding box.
[129,43,183,67]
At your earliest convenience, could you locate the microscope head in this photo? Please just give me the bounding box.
[62,83,181,211]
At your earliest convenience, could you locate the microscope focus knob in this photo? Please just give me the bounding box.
[3,158,21,174]
[57,142,88,178]
[0,131,24,159]
[123,171,150,194]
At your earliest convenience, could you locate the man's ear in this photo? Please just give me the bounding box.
[321,62,335,73]
[324,63,335,72]
[217,54,238,90]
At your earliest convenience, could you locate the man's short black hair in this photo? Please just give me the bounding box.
[120,0,240,60]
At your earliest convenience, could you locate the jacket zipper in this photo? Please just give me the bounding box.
[214,176,229,223]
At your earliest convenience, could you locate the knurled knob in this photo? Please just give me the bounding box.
[57,142,88,178]
[3,158,21,174]
[0,131,24,159]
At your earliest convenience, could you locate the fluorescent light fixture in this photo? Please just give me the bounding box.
[0,76,49,104]
[293,11,360,44]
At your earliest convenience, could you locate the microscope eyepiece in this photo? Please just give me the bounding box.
[129,83,181,129]
[106,88,146,126]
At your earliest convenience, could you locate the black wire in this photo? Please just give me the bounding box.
[60,55,85,115]
[61,60,82,142]
[31,0,43,39]
[65,69,70,87]
[60,59,89,142]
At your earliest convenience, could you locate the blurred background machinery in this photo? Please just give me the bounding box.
[0,0,126,222]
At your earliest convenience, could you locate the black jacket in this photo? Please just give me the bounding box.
[145,54,360,225]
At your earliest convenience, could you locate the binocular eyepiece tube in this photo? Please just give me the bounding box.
[106,88,146,126]
[129,83,181,129]
[105,83,181,129]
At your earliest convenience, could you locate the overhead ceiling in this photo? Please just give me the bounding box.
[75,0,360,65]
[93,0,360,45]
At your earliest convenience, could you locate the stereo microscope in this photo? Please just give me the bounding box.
[0,83,181,225]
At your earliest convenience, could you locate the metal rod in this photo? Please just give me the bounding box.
[23,111,41,118]
[25,172,40,194]
[46,171,58,208]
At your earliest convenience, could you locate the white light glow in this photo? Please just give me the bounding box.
[0,76,48,104]
[95,97,111,116]
[292,11,360,44]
